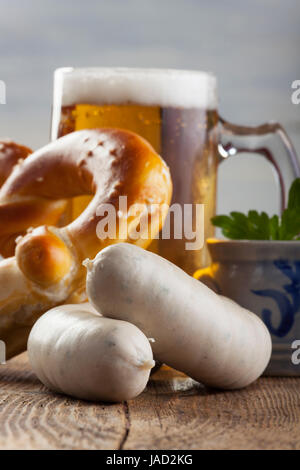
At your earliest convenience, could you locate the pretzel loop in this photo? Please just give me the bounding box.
[0,129,172,358]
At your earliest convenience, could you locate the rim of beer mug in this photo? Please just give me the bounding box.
[206,238,300,262]
[52,66,218,112]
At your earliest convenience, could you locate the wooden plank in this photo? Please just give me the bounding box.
[125,368,300,450]
[0,353,300,450]
[0,353,126,450]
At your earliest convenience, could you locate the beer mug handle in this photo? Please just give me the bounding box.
[218,117,300,211]
[193,266,220,294]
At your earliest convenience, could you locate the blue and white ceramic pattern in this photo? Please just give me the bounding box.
[195,239,300,376]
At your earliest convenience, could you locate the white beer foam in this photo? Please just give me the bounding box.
[54,68,218,110]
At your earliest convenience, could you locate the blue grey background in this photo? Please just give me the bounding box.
[0,0,299,216]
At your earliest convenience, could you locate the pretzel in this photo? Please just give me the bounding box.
[0,128,172,358]
[0,140,37,257]
[0,140,32,187]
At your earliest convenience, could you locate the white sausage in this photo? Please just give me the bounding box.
[85,244,272,389]
[28,303,154,402]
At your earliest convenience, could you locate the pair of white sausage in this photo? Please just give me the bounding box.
[28,243,271,402]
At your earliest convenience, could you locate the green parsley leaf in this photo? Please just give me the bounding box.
[211,178,300,241]
[288,178,300,211]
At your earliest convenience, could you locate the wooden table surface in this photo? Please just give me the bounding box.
[0,352,299,450]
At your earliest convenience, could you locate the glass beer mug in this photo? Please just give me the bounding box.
[51,67,300,274]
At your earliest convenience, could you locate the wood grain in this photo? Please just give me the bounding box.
[125,368,300,450]
[0,353,299,450]
[0,354,126,450]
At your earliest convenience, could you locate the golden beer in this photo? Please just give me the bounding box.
[51,68,218,273]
